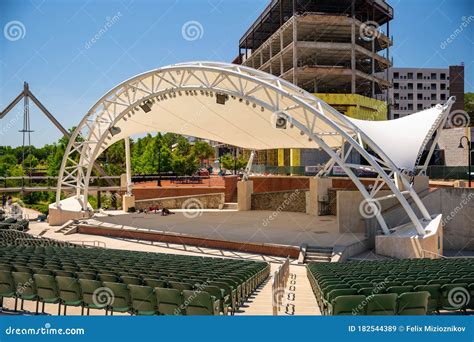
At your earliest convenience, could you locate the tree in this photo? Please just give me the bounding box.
[192,140,215,166]
[220,152,247,171]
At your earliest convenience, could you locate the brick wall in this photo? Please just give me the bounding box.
[249,176,310,193]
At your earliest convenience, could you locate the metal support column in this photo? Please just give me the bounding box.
[124,137,132,195]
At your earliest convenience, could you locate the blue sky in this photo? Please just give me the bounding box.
[0,0,473,147]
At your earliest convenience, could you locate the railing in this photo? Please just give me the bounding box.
[0,176,121,192]
[272,256,290,316]
[68,240,107,248]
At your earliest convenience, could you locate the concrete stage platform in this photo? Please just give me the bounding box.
[90,210,365,251]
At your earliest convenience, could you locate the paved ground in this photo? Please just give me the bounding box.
[93,210,365,248]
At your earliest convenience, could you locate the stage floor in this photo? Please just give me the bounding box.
[93,210,365,248]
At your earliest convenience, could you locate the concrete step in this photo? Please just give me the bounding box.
[305,255,331,262]
[222,202,238,210]
[306,246,333,253]
[304,245,333,263]
[305,251,332,258]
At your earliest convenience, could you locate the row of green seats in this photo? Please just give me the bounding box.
[0,271,225,315]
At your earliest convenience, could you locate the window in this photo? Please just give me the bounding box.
[440,93,446,100]
[394,103,399,110]
[440,73,446,80]
[441,83,446,90]
[431,93,437,100]
[394,114,400,119]
[407,83,413,90]
[417,83,423,90]
[407,72,413,79]
[408,103,413,110]
[394,93,400,100]
[431,83,437,90]
[431,73,437,80]
[408,93,413,100]
[417,72,423,79]
[417,103,423,110]
[417,93,422,100]
[394,82,399,89]
[393,72,399,79]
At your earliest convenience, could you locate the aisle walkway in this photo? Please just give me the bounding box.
[236,264,319,316]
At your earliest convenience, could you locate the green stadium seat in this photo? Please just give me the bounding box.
[200,285,230,315]
[98,273,120,282]
[386,285,413,295]
[78,279,107,315]
[76,272,96,280]
[365,293,398,315]
[155,288,183,315]
[414,284,441,314]
[329,295,366,315]
[128,285,157,315]
[168,281,194,291]
[33,274,61,314]
[440,283,469,311]
[468,283,474,310]
[0,270,17,311]
[397,291,430,315]
[54,270,75,277]
[324,289,358,315]
[12,271,38,313]
[120,276,142,285]
[182,290,220,315]
[56,276,84,315]
[102,282,131,315]
[143,278,166,288]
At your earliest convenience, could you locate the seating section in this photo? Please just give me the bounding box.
[307,258,474,315]
[0,214,29,232]
[0,230,77,247]
[0,243,269,315]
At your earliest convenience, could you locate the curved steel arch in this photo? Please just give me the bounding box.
[56,61,434,235]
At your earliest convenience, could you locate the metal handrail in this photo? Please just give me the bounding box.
[272,256,290,315]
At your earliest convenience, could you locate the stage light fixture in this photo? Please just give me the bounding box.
[274,116,287,129]
[139,100,153,113]
[216,93,228,105]
[109,126,121,136]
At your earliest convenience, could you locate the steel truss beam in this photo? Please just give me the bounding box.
[56,62,436,235]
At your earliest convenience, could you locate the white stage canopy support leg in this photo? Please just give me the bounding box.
[125,137,132,195]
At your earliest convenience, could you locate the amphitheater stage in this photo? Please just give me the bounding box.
[78,210,366,258]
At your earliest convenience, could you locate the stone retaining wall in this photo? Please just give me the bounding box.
[251,189,307,213]
[135,193,225,210]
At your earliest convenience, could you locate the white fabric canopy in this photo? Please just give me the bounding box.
[347,105,444,171]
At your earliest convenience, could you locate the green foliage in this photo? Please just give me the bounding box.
[465,92,474,113]
[220,153,247,171]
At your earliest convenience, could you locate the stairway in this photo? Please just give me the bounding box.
[55,220,79,235]
[222,202,238,210]
[304,246,333,263]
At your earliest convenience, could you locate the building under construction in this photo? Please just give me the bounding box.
[235,0,394,173]
[238,0,393,97]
